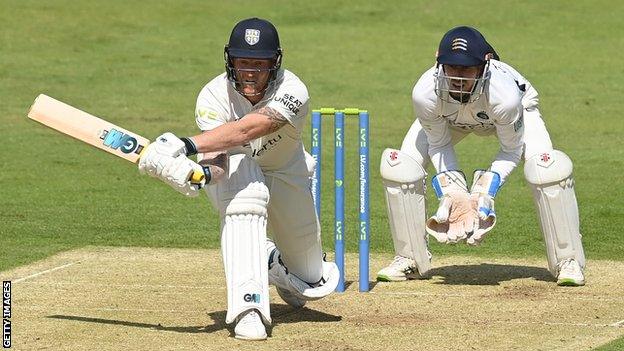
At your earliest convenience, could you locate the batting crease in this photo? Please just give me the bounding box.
[610,319,624,327]
[17,281,222,290]
[13,262,79,283]
[18,305,623,329]
[369,290,624,302]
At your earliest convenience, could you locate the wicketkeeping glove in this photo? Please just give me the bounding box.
[467,170,501,245]
[426,170,477,244]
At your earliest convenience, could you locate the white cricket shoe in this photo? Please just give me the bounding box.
[276,286,306,308]
[557,258,585,286]
[234,309,267,341]
[376,256,421,282]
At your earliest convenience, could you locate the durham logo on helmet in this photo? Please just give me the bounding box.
[99,129,144,154]
[245,29,260,45]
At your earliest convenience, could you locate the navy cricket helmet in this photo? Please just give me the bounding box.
[224,18,283,96]
[437,26,499,66]
[434,26,499,104]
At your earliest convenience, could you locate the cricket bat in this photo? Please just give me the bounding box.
[27,94,204,184]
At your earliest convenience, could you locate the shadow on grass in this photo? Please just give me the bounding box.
[48,303,342,336]
[427,263,555,285]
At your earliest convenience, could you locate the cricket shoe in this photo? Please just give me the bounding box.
[267,240,306,308]
[556,258,585,286]
[376,256,422,282]
[234,309,267,341]
[275,286,306,308]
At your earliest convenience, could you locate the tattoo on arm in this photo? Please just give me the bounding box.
[254,106,288,133]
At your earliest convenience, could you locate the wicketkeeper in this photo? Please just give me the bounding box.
[378,26,585,286]
[138,18,339,340]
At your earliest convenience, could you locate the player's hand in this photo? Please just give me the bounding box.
[466,170,501,245]
[138,142,206,197]
[426,170,477,244]
[160,154,205,197]
[153,132,188,157]
[138,132,186,176]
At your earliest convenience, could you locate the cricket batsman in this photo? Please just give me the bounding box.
[137,18,339,340]
[377,26,585,287]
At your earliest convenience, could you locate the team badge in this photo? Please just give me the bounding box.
[245,29,260,45]
[451,38,468,51]
[540,153,551,163]
[390,151,398,161]
[537,152,555,168]
[476,111,490,121]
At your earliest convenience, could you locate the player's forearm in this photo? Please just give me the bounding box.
[189,114,270,153]
[492,123,523,183]
[490,150,520,184]
[190,126,249,153]
[428,142,459,173]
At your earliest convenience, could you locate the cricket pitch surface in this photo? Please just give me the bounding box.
[1,247,623,350]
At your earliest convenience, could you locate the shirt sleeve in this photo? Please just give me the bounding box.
[412,75,459,173]
[195,83,229,132]
[490,98,524,183]
[265,75,310,133]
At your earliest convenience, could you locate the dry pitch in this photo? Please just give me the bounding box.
[1,247,623,351]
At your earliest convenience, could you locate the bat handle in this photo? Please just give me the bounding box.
[190,171,205,185]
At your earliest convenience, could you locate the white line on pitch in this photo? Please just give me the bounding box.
[369,290,624,302]
[481,319,622,329]
[21,305,205,314]
[17,281,224,290]
[19,305,624,328]
[610,319,624,327]
[13,262,79,283]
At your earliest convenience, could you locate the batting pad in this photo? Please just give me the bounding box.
[220,155,271,324]
[380,148,432,275]
[524,150,585,276]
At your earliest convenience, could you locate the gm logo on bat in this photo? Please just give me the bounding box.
[100,129,144,154]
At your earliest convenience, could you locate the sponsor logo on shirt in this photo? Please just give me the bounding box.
[476,111,490,120]
[439,111,494,131]
[448,121,494,131]
[273,94,302,114]
[196,108,219,120]
[252,134,282,157]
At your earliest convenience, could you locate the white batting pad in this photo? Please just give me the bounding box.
[524,150,585,276]
[380,148,431,275]
[220,155,271,324]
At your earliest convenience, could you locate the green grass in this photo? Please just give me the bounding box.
[593,335,624,351]
[1,0,623,271]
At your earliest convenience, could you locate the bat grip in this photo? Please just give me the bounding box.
[189,171,205,185]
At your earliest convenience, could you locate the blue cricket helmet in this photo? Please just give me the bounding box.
[225,18,282,59]
[437,26,499,66]
[433,26,499,104]
[223,18,283,97]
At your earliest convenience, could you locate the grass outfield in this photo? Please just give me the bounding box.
[1,1,623,348]
[595,337,624,351]
[2,1,623,265]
